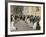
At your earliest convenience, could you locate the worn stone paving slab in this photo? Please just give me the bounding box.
[14,20,33,31]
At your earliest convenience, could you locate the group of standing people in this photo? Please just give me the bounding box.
[10,15,41,31]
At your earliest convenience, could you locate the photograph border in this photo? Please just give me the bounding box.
[5,0,45,37]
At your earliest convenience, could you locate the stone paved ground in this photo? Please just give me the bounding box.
[14,20,33,31]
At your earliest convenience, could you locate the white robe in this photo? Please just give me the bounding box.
[10,21,16,31]
[33,22,37,30]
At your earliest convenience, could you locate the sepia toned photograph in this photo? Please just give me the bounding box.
[7,2,45,35]
[10,6,41,31]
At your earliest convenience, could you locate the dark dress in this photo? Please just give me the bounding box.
[36,22,40,30]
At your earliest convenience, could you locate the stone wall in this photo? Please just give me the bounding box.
[10,6,41,17]
[22,6,41,16]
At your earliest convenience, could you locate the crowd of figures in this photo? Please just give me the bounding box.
[10,15,41,31]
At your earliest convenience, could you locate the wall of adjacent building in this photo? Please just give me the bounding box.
[22,6,41,16]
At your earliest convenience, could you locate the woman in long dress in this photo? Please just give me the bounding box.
[10,15,16,32]
[33,16,41,30]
